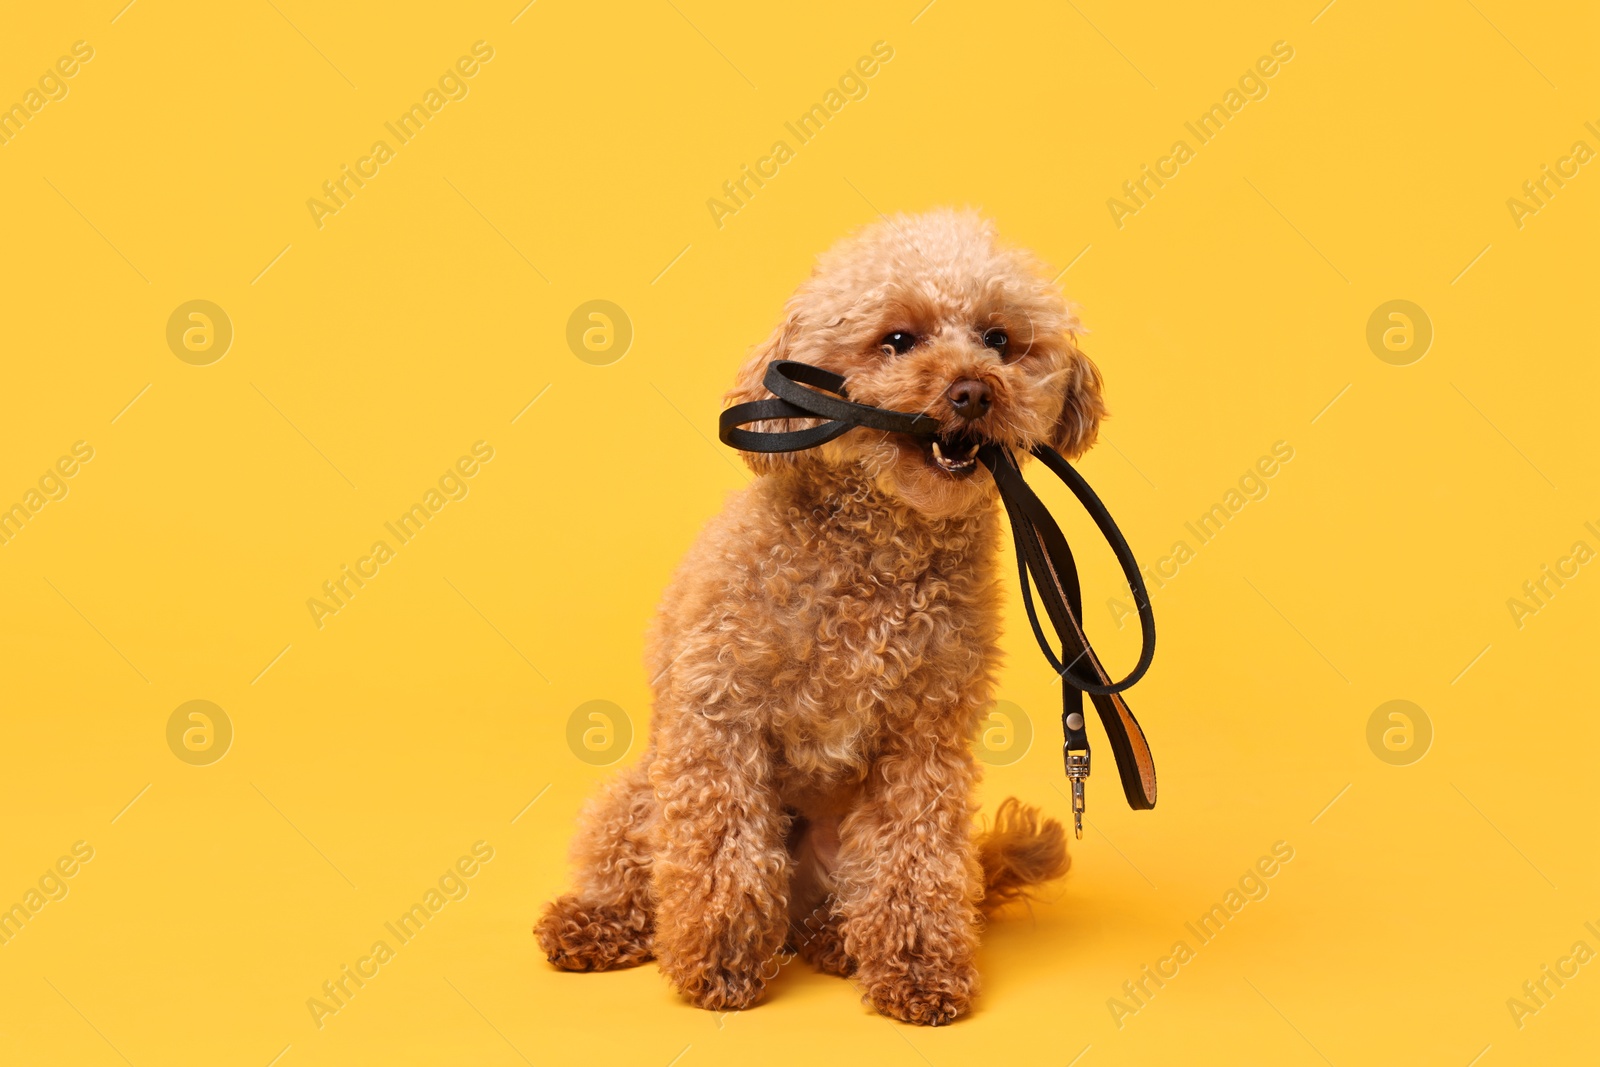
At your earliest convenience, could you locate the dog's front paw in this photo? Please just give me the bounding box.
[535,894,653,972]
[860,960,977,1026]
[658,952,769,1012]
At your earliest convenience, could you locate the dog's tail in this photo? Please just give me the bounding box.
[975,797,1071,915]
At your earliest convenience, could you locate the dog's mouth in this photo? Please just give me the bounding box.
[920,433,983,478]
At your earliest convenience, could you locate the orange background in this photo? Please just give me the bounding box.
[0,1,1596,1064]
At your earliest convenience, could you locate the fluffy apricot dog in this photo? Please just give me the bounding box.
[537,209,1108,1025]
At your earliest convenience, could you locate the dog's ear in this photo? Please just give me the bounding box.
[1050,336,1107,459]
[723,309,804,475]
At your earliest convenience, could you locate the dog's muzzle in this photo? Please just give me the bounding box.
[720,360,1160,836]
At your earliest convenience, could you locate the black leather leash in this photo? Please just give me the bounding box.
[720,360,1158,835]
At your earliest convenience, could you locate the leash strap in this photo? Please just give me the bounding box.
[719,361,944,450]
[984,446,1157,811]
[720,360,1158,829]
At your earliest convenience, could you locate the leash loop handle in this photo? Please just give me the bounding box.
[985,445,1155,696]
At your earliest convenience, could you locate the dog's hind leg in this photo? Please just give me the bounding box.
[535,748,658,971]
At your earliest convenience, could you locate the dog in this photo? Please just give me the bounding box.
[536,208,1108,1025]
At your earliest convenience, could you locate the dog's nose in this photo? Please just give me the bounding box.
[947,378,992,420]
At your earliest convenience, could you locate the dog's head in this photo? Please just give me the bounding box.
[726,209,1105,517]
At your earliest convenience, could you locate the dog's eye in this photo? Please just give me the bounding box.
[982,327,1010,358]
[880,331,916,356]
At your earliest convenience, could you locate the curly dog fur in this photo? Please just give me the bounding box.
[537,209,1104,1024]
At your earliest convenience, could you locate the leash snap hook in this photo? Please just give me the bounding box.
[1064,747,1090,840]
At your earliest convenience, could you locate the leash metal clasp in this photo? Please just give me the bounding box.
[1064,748,1090,839]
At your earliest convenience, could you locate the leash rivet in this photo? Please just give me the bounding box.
[1066,712,1084,731]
